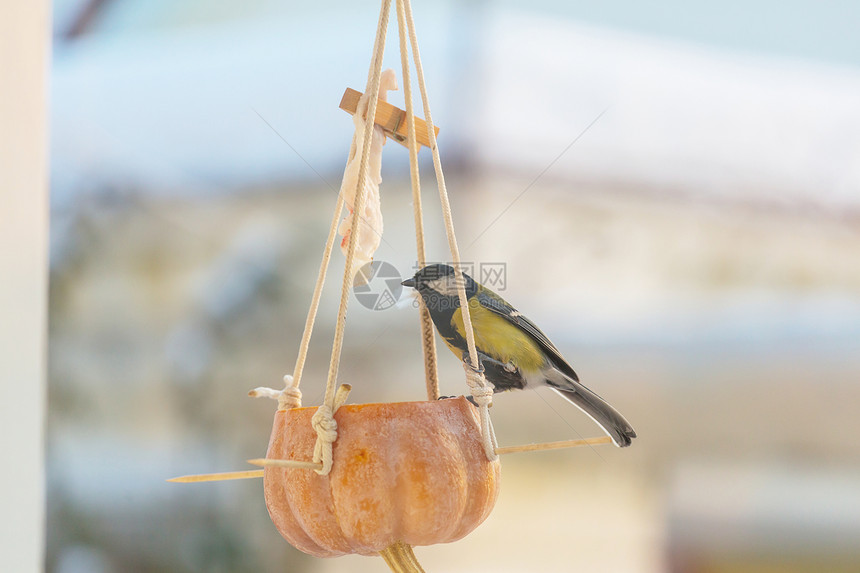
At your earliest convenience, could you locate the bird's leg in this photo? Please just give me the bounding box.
[461,352,479,372]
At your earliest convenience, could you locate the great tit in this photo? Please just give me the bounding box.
[402,264,636,447]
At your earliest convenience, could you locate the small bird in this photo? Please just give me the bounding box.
[402,264,636,447]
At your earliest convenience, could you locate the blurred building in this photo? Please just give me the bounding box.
[49,1,860,572]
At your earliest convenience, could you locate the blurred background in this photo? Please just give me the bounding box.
[47,1,860,572]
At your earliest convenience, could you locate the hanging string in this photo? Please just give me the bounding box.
[201,0,626,489]
[250,118,349,409]
[400,0,498,460]
[396,0,438,401]
[276,191,347,408]
[313,0,394,476]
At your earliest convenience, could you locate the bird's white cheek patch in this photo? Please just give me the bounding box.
[427,278,452,296]
[423,276,464,297]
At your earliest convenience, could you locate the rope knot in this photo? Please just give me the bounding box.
[311,405,338,475]
[463,361,494,407]
[311,405,338,442]
[310,384,352,476]
[279,375,303,409]
[461,361,498,461]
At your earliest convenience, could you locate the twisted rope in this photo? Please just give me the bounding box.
[313,0,393,476]
[262,0,495,469]
[396,0,438,400]
[284,188,348,406]
[401,0,498,460]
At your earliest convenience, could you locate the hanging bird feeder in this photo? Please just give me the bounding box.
[170,0,613,571]
[262,397,500,560]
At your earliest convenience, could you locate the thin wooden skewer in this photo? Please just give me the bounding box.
[168,436,614,482]
[246,436,613,470]
[247,458,324,470]
[494,436,612,455]
[167,470,264,483]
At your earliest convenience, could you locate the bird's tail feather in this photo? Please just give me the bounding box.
[551,383,637,447]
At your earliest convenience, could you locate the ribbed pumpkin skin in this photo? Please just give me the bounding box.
[263,397,501,557]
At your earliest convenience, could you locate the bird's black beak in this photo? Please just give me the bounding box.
[401,277,416,288]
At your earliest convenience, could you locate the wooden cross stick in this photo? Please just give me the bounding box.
[245,436,613,470]
[494,436,612,455]
[339,88,439,150]
[247,458,324,471]
[167,470,264,483]
[167,436,614,483]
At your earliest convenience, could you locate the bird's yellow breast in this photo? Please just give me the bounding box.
[449,303,545,371]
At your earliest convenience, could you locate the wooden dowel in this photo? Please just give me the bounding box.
[339,87,439,150]
[167,470,264,483]
[169,434,612,484]
[495,436,612,455]
[247,458,324,471]
[243,436,611,473]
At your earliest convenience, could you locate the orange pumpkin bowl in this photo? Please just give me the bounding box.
[263,396,501,557]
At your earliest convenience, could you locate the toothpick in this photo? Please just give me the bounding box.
[167,470,264,483]
[495,436,612,455]
[247,458,324,471]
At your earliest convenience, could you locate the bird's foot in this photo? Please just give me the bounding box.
[462,353,485,374]
[437,394,479,407]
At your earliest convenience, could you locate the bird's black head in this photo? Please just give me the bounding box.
[401,264,478,313]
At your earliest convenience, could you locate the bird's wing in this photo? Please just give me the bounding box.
[475,289,579,381]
